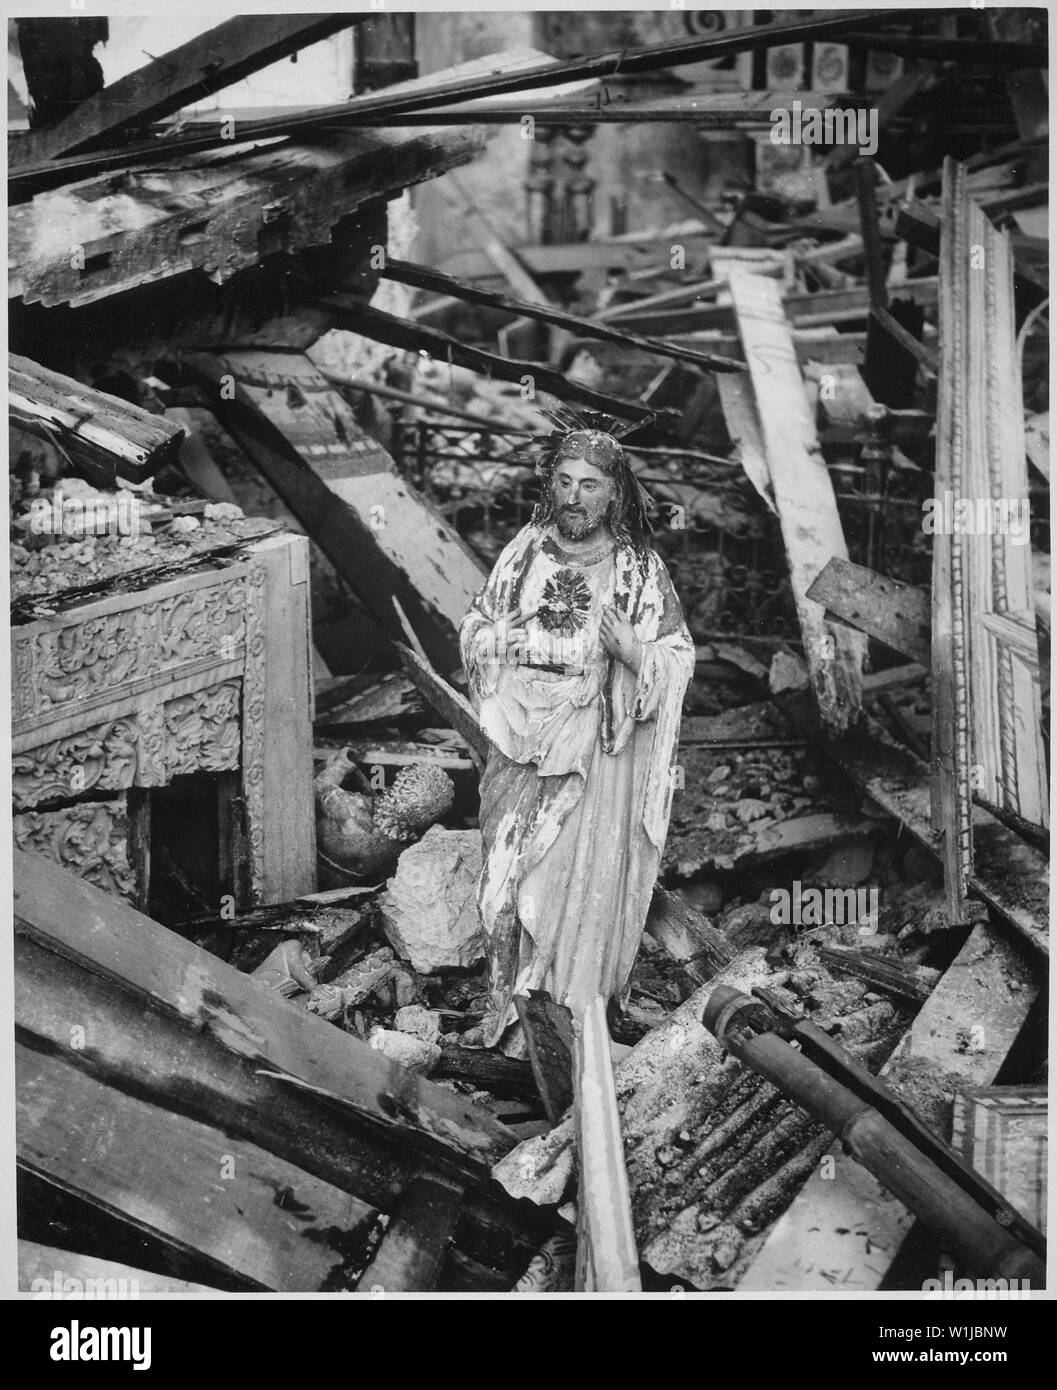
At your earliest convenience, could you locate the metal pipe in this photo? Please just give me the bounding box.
[704,985,1045,1285]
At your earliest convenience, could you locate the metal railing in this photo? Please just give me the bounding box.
[390,420,1048,642]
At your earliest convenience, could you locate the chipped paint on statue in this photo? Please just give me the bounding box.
[460,409,695,1046]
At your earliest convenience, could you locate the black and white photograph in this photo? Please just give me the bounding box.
[2,0,1051,1336]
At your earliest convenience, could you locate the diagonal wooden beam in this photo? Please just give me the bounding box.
[19,14,364,164]
[726,269,865,735]
[380,259,746,374]
[10,353,185,484]
[9,10,917,195]
[309,298,673,424]
[174,348,486,674]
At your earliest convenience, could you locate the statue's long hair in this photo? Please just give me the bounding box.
[515,405,656,573]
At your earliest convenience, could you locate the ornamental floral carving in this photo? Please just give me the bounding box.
[14,799,137,900]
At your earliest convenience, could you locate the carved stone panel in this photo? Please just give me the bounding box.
[14,798,137,901]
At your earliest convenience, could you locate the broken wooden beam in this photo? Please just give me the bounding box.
[9,9,907,195]
[306,299,669,425]
[9,354,184,484]
[896,197,1049,317]
[514,993,575,1128]
[393,643,488,765]
[15,15,364,165]
[356,1172,466,1293]
[814,945,940,1006]
[176,349,485,674]
[312,88,848,129]
[17,1036,378,1292]
[380,258,746,373]
[807,557,931,667]
[646,887,736,987]
[15,849,516,1170]
[726,268,865,735]
[869,304,938,376]
[11,127,481,310]
[609,279,939,337]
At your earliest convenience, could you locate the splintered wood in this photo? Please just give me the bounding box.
[727,269,865,733]
[10,355,184,484]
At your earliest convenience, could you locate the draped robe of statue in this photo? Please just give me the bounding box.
[460,525,695,1045]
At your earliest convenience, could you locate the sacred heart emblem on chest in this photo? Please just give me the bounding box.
[537,568,593,636]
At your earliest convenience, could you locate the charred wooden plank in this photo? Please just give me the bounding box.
[394,643,489,765]
[381,258,745,373]
[869,304,937,376]
[646,887,736,987]
[9,354,184,484]
[814,945,940,1005]
[432,1050,539,1102]
[13,849,516,1170]
[514,992,575,1126]
[16,1039,383,1292]
[11,127,480,308]
[14,930,413,1211]
[354,90,844,127]
[356,1172,466,1292]
[307,299,671,425]
[807,557,931,667]
[611,279,938,336]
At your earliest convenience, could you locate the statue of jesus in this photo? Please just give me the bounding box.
[460,413,695,1047]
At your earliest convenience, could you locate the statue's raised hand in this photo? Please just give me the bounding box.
[600,606,643,674]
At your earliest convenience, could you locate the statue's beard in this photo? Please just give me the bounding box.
[556,503,606,541]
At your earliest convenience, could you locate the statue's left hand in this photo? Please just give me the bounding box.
[600,606,643,674]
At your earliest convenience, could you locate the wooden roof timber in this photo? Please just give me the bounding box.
[13,14,365,166]
[10,9,923,200]
[254,89,846,128]
[305,297,675,426]
[9,125,482,310]
[380,259,746,374]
